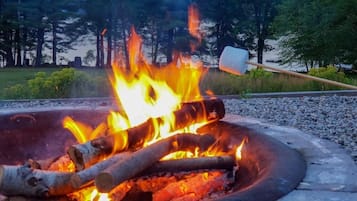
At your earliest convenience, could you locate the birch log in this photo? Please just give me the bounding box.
[0,165,74,197]
[95,133,216,192]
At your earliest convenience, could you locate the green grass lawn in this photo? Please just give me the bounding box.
[0,67,356,99]
[0,67,59,89]
[201,71,357,95]
[0,67,107,89]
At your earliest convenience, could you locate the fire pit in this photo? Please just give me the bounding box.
[0,6,306,200]
[0,105,305,201]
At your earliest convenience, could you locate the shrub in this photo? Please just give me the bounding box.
[246,68,273,79]
[3,68,110,99]
[308,66,351,90]
[3,84,30,99]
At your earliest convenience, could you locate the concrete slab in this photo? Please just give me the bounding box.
[223,114,357,200]
[279,190,357,201]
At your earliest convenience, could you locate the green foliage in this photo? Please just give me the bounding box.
[274,0,357,68]
[3,84,30,99]
[200,69,356,95]
[308,66,347,82]
[247,68,273,79]
[308,66,351,90]
[3,68,109,99]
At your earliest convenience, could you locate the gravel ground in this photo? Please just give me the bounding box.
[1,96,356,163]
[224,95,357,163]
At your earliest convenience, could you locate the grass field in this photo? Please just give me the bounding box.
[0,67,58,89]
[0,67,356,99]
[0,67,107,89]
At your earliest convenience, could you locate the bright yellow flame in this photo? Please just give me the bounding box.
[71,187,110,201]
[62,116,93,143]
[235,137,248,160]
[107,27,207,151]
[63,116,108,144]
[90,189,110,201]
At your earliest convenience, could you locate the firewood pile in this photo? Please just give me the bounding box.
[0,99,244,201]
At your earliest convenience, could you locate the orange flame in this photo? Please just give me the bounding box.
[235,137,248,160]
[64,5,215,200]
[188,3,201,42]
[63,116,93,144]
[107,27,207,150]
[63,117,107,143]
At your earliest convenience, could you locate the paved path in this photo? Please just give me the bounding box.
[224,114,357,201]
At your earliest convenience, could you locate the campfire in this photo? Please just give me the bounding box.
[0,5,246,201]
[0,5,306,201]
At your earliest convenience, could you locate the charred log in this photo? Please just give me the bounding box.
[142,155,235,176]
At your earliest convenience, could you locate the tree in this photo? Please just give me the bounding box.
[196,0,254,64]
[0,0,17,66]
[45,0,81,65]
[79,0,110,68]
[274,0,357,70]
[83,49,95,66]
[242,0,281,64]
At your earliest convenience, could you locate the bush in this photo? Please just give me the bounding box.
[3,84,30,99]
[308,66,351,90]
[246,68,273,79]
[3,68,110,99]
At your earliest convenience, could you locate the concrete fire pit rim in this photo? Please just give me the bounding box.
[207,121,306,201]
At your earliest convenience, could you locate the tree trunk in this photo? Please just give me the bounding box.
[22,22,28,66]
[52,21,57,66]
[4,30,15,67]
[106,11,112,68]
[100,34,105,68]
[215,23,222,64]
[166,28,174,63]
[35,27,44,67]
[96,28,100,68]
[121,23,129,69]
[107,33,112,68]
[257,37,264,64]
[15,28,21,66]
[152,29,160,65]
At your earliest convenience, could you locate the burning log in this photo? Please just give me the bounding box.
[0,165,74,197]
[153,171,233,201]
[142,155,235,175]
[95,133,216,193]
[68,98,225,171]
[70,152,131,189]
[71,154,234,190]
